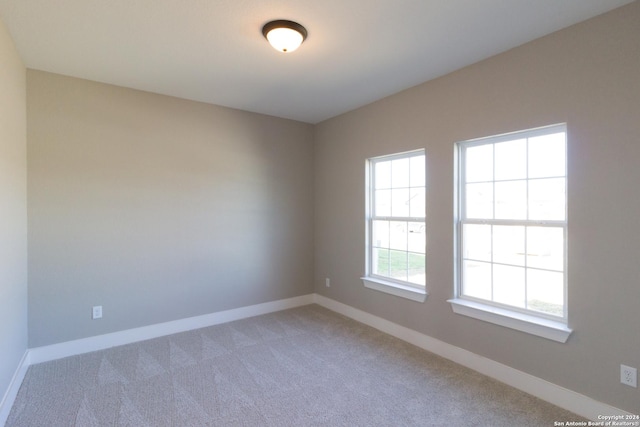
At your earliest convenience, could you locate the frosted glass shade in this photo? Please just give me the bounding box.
[266,27,304,53]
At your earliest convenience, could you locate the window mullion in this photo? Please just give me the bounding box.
[462,218,565,227]
[373,216,424,222]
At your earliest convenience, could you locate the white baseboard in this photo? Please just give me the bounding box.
[2,294,314,425]
[0,350,30,427]
[4,293,631,424]
[29,294,314,364]
[313,294,632,421]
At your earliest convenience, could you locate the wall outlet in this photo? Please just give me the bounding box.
[325,278,330,287]
[92,305,103,319]
[620,364,637,388]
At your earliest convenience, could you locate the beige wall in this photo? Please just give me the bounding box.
[27,71,315,347]
[4,0,639,415]
[0,19,27,398]
[315,2,640,413]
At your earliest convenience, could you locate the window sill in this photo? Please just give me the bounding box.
[447,298,572,343]
[361,277,427,303]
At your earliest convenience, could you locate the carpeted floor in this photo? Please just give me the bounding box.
[7,304,584,426]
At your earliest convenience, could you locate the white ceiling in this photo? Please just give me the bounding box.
[0,0,633,123]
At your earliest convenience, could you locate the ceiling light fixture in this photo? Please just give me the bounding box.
[262,20,307,53]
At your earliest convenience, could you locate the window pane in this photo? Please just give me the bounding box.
[527,269,564,317]
[374,189,391,217]
[389,250,408,282]
[493,264,525,308]
[463,224,491,262]
[529,178,565,220]
[465,144,493,183]
[495,139,526,181]
[527,227,564,271]
[493,225,525,266]
[466,183,493,219]
[391,188,410,217]
[372,220,390,249]
[375,160,391,189]
[391,158,410,188]
[389,221,407,251]
[409,187,425,218]
[463,260,491,300]
[495,180,526,220]
[373,248,389,277]
[408,252,426,286]
[408,222,425,254]
[528,132,566,179]
[410,155,425,187]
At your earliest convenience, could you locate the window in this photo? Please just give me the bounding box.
[450,124,572,342]
[362,150,427,302]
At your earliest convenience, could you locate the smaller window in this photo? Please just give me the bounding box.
[362,150,427,301]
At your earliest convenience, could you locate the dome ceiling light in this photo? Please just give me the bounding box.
[262,20,307,53]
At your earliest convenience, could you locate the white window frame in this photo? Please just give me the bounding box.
[361,150,427,302]
[449,124,572,342]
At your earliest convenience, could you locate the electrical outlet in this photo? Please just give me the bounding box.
[325,278,330,287]
[92,305,103,320]
[620,364,637,388]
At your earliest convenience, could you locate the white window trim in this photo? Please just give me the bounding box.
[451,124,572,342]
[361,276,427,302]
[364,149,428,303]
[447,298,572,343]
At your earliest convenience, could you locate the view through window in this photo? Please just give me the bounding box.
[457,124,567,320]
[367,150,426,288]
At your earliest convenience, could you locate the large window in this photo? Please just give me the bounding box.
[453,124,569,339]
[363,150,426,301]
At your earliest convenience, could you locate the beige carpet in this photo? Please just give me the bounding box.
[7,305,583,426]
